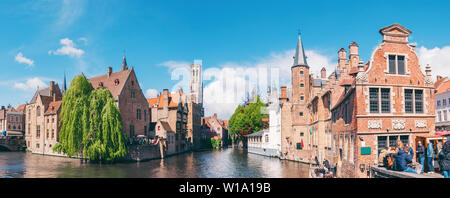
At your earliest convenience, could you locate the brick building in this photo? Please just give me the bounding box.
[148,88,189,153]
[330,24,435,177]
[88,56,150,142]
[280,23,436,178]
[0,104,26,136]
[25,81,63,155]
[280,33,332,164]
[201,113,229,147]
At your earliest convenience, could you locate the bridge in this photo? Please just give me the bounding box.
[0,138,25,151]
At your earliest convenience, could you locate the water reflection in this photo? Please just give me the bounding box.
[0,148,309,178]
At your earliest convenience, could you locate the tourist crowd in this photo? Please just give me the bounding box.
[379,139,449,178]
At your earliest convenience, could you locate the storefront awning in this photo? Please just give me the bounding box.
[436,131,450,136]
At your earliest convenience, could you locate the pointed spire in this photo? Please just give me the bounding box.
[62,72,67,95]
[122,50,128,71]
[293,33,308,67]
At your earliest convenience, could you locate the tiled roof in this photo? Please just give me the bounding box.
[16,104,26,112]
[436,79,450,95]
[435,77,448,90]
[147,89,186,108]
[88,69,133,100]
[44,101,62,115]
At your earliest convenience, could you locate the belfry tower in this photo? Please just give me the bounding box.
[291,33,310,104]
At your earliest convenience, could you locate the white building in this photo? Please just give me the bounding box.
[247,87,282,157]
[435,77,450,132]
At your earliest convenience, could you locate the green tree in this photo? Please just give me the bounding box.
[54,75,127,162]
[228,95,268,142]
[54,75,93,157]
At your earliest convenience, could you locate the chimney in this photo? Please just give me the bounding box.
[321,67,327,79]
[349,42,360,68]
[280,86,287,102]
[108,66,112,77]
[162,89,169,108]
[338,48,347,70]
[49,81,55,96]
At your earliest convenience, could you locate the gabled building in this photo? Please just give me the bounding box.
[148,88,188,153]
[280,23,436,178]
[88,56,150,142]
[434,76,450,133]
[0,104,26,136]
[201,113,229,147]
[25,81,63,155]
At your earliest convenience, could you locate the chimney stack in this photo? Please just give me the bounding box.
[280,86,287,102]
[349,42,360,68]
[108,66,112,77]
[162,89,169,108]
[338,48,347,70]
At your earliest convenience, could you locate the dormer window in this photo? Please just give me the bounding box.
[388,55,405,75]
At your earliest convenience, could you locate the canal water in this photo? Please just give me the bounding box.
[0,148,310,178]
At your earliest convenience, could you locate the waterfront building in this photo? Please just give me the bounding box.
[187,60,204,150]
[148,88,189,153]
[248,87,282,157]
[329,23,435,177]
[434,76,450,137]
[279,23,436,178]
[154,120,176,154]
[88,56,150,142]
[201,113,229,147]
[0,104,26,136]
[25,81,63,155]
[280,33,331,164]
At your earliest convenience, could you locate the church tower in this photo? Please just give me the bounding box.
[189,59,203,105]
[291,33,310,104]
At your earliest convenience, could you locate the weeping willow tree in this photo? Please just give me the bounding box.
[54,75,93,157]
[84,89,127,161]
[54,75,127,162]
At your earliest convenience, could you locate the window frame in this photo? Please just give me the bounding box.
[386,54,408,75]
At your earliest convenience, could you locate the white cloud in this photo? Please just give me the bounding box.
[145,89,158,98]
[13,77,47,91]
[78,37,88,45]
[159,61,190,71]
[163,49,336,119]
[417,46,450,79]
[49,38,85,58]
[14,52,35,67]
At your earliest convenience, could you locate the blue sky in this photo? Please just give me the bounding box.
[1,0,450,119]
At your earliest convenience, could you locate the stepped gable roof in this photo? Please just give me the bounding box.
[88,69,133,100]
[44,101,62,115]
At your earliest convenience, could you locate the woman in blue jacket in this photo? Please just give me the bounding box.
[395,147,417,173]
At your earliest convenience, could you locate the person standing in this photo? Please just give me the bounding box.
[416,141,425,173]
[438,141,450,178]
[427,141,434,173]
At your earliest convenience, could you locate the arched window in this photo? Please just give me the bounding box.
[300,83,304,88]
[300,70,304,75]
